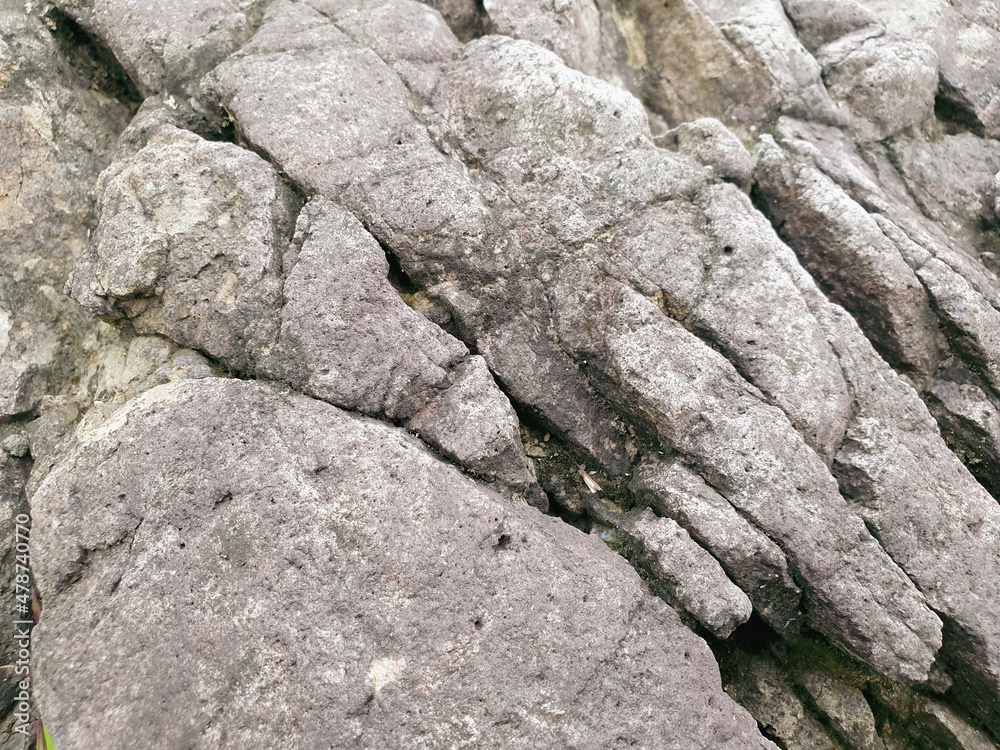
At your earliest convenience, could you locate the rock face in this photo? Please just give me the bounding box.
[5,0,1000,747]
[30,378,774,750]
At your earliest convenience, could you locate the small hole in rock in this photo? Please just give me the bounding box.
[494,533,512,551]
[723,246,734,255]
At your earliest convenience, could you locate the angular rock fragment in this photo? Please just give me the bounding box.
[754,132,942,375]
[799,670,884,750]
[51,0,267,96]
[779,0,881,52]
[697,0,843,124]
[259,198,466,419]
[69,124,296,372]
[596,505,753,639]
[656,117,753,188]
[259,197,543,503]
[476,0,638,95]
[852,0,1000,137]
[30,378,778,750]
[631,461,801,634]
[815,30,938,142]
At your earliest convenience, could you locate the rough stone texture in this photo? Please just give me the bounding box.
[656,117,753,188]
[30,378,776,750]
[0,2,128,421]
[206,0,957,687]
[51,0,269,96]
[477,0,638,96]
[593,505,754,639]
[887,135,1000,243]
[631,461,801,635]
[816,29,939,141]
[724,649,843,750]
[69,123,295,371]
[605,0,782,127]
[8,0,1000,746]
[799,670,885,750]
[755,118,1000,731]
[780,0,881,52]
[852,0,1000,137]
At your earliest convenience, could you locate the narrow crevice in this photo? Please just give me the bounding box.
[422,0,497,43]
[41,5,142,113]
[934,82,985,138]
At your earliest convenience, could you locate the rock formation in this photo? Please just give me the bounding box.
[2,0,999,747]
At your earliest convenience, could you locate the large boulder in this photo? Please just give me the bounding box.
[30,377,777,750]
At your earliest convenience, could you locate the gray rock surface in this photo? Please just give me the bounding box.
[30,377,776,750]
[51,0,268,96]
[631,461,801,635]
[6,0,1000,746]
[852,0,1000,137]
[656,117,753,188]
[591,504,753,639]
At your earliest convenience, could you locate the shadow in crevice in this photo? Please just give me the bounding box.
[934,80,985,137]
[422,0,497,43]
[41,6,142,113]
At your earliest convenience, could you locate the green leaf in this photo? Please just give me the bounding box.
[43,725,55,750]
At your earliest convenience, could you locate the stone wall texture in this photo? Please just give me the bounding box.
[2,0,1000,747]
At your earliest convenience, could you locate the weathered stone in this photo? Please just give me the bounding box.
[51,0,268,96]
[258,197,543,502]
[0,4,128,421]
[477,0,638,96]
[1,434,28,458]
[600,286,942,683]
[816,30,938,141]
[799,670,884,750]
[609,0,781,127]
[600,505,754,639]
[330,0,461,99]
[68,124,296,372]
[13,0,1000,744]
[30,378,778,750]
[723,650,842,750]
[209,11,945,684]
[780,0,881,52]
[853,0,1000,137]
[656,117,753,188]
[259,197,465,418]
[631,461,801,635]
[406,356,544,505]
[698,0,843,124]
[887,135,1000,241]
[754,131,942,375]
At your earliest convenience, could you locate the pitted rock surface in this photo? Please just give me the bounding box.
[7,0,1000,746]
[30,378,776,750]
